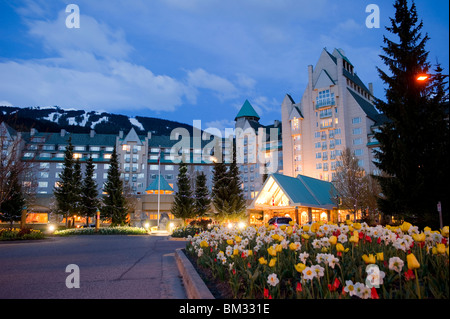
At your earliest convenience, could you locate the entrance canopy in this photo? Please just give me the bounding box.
[145,175,174,194]
[250,173,338,211]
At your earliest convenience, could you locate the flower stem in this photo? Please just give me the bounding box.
[414,269,421,299]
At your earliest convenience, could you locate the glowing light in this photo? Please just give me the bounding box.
[416,74,429,81]
[238,222,246,229]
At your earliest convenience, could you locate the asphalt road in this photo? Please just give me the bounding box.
[0,235,188,299]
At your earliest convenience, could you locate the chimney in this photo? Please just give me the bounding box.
[368,83,374,96]
[30,128,37,136]
[60,129,66,137]
[90,130,95,138]
[147,132,152,139]
[274,120,280,127]
[119,131,123,139]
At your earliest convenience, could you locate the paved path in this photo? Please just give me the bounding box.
[0,235,188,299]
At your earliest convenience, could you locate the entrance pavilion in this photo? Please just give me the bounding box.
[248,173,346,226]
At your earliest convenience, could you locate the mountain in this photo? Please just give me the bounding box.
[0,106,195,136]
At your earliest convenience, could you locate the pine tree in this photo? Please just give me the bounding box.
[101,147,128,226]
[80,156,99,226]
[374,0,449,227]
[211,146,246,222]
[54,138,78,227]
[194,172,211,218]
[171,161,195,224]
[0,168,25,228]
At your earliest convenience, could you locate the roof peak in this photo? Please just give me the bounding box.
[235,100,260,121]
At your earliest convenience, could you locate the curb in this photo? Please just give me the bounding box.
[175,248,215,299]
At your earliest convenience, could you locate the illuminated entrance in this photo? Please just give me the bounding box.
[249,173,344,226]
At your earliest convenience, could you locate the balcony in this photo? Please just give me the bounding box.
[315,97,336,109]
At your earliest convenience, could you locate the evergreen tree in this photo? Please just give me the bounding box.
[171,161,195,224]
[80,156,99,226]
[211,146,246,222]
[194,172,211,218]
[0,168,25,228]
[101,147,128,226]
[374,0,449,227]
[54,138,78,227]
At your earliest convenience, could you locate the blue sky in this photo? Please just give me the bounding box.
[0,0,448,132]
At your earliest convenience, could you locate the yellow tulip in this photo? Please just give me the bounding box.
[258,257,268,265]
[349,231,359,244]
[353,223,362,230]
[275,244,283,253]
[267,246,277,256]
[269,258,277,267]
[400,222,412,232]
[302,225,310,232]
[200,240,209,248]
[311,223,320,233]
[289,221,295,226]
[280,225,287,231]
[336,243,345,252]
[226,239,234,245]
[295,263,306,273]
[286,226,293,235]
[328,235,337,245]
[441,226,449,238]
[302,234,310,240]
[407,253,420,270]
[424,226,431,232]
[412,233,426,242]
[233,248,239,256]
[432,247,437,255]
[362,254,376,264]
[235,236,242,243]
[289,242,299,251]
[436,243,446,254]
[271,234,280,241]
[376,252,384,261]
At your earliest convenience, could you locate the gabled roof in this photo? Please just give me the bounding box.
[289,105,303,120]
[252,173,338,210]
[347,88,386,125]
[314,69,336,89]
[235,100,260,121]
[122,127,143,145]
[145,175,174,192]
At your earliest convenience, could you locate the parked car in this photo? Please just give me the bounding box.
[268,217,293,227]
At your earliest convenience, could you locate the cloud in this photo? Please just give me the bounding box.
[186,68,239,101]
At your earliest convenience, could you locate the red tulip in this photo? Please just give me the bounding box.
[296,282,302,292]
[404,269,415,281]
[264,288,270,298]
[371,287,379,299]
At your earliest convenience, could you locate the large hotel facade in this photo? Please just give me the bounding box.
[1,48,382,228]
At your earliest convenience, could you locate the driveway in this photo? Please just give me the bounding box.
[0,235,188,299]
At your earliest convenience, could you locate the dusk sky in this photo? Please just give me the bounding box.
[0,0,448,132]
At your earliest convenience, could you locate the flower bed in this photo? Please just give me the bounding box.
[0,228,45,241]
[54,226,148,236]
[185,221,449,299]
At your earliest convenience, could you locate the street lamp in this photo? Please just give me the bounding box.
[416,73,449,82]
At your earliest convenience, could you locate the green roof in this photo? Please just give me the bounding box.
[270,173,338,209]
[235,100,260,121]
[145,175,174,192]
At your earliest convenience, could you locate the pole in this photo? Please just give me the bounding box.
[157,146,161,229]
[437,201,443,230]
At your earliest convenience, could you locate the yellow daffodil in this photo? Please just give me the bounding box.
[362,254,376,264]
[258,257,268,265]
[295,263,306,273]
[400,222,412,232]
[328,235,337,245]
[376,252,384,261]
[441,226,449,238]
[269,258,277,267]
[412,233,426,242]
[407,253,420,270]
[436,243,446,254]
